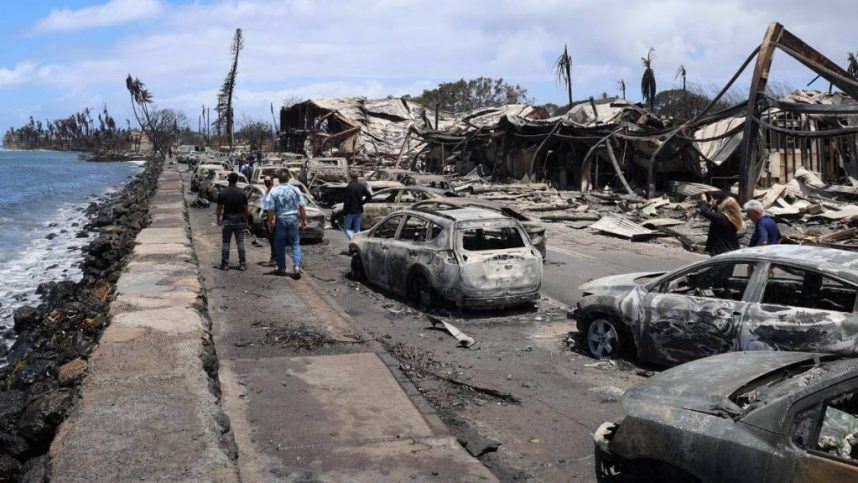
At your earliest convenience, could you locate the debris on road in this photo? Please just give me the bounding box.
[428,314,476,348]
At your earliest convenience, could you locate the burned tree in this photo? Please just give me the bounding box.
[641,48,656,109]
[217,28,244,150]
[849,52,858,79]
[617,79,626,99]
[554,45,573,108]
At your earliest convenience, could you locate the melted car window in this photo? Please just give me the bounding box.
[818,390,858,462]
[373,216,401,239]
[662,263,754,301]
[429,223,443,240]
[762,265,857,313]
[461,227,524,251]
[399,216,429,242]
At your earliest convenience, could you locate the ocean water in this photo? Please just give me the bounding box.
[0,150,142,332]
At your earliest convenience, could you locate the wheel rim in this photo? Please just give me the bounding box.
[587,319,619,359]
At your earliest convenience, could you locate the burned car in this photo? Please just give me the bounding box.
[595,351,858,482]
[348,207,542,309]
[302,156,349,186]
[245,181,325,243]
[313,179,405,208]
[190,163,226,192]
[575,245,858,365]
[402,173,451,190]
[249,164,286,185]
[411,197,547,258]
[204,170,248,201]
[366,168,415,182]
[329,186,448,229]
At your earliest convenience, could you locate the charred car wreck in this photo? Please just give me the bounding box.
[575,245,858,365]
[348,207,543,309]
[595,351,858,482]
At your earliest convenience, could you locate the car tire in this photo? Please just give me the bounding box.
[350,253,366,282]
[407,272,434,310]
[331,213,344,230]
[584,316,629,360]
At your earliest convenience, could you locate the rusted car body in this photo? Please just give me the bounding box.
[204,170,248,200]
[402,173,451,190]
[190,163,227,192]
[249,164,286,185]
[329,186,447,229]
[348,207,542,309]
[411,197,547,258]
[575,245,858,365]
[245,181,325,242]
[313,179,405,208]
[595,351,858,482]
[366,168,415,182]
[302,156,349,186]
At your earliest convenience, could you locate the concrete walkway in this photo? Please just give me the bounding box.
[49,166,238,481]
[185,176,496,481]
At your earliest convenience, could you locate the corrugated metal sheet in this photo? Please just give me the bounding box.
[694,116,745,166]
[590,213,656,240]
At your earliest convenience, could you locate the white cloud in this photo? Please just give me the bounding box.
[0,63,37,88]
[33,0,163,33]
[6,0,858,131]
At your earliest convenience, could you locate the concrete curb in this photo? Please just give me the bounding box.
[48,165,239,482]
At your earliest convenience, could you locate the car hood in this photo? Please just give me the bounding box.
[579,271,663,296]
[623,352,824,419]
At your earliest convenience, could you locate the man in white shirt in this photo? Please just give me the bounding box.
[261,176,276,266]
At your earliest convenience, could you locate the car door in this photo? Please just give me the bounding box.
[740,263,858,354]
[768,379,858,482]
[386,215,431,294]
[638,261,759,365]
[364,190,399,226]
[363,215,403,290]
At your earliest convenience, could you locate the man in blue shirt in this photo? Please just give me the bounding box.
[266,169,307,278]
[743,199,781,247]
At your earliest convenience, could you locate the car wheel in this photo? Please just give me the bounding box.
[585,317,626,359]
[331,213,343,230]
[350,253,365,281]
[407,272,434,309]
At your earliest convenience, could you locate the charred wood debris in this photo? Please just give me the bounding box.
[279,23,858,253]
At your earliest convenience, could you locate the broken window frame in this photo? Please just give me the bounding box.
[757,262,858,313]
[653,261,760,302]
[397,215,431,243]
[371,214,403,239]
[790,378,858,467]
[457,225,527,253]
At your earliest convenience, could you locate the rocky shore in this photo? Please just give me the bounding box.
[0,157,162,481]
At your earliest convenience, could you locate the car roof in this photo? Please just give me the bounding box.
[624,351,858,420]
[415,196,502,209]
[712,245,858,280]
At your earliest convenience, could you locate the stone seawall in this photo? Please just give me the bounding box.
[48,165,238,481]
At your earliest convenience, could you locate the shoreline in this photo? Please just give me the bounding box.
[0,155,163,479]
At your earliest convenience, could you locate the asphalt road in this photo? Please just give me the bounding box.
[299,228,704,481]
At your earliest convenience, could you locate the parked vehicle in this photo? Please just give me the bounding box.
[348,207,542,309]
[314,179,405,208]
[245,181,325,242]
[302,157,349,186]
[329,186,446,228]
[411,197,547,258]
[574,245,858,365]
[204,170,248,200]
[402,173,451,190]
[249,164,286,185]
[191,163,226,192]
[595,351,858,482]
[366,168,415,182]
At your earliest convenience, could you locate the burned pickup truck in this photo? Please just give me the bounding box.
[348,207,542,309]
[574,245,858,365]
[595,351,858,482]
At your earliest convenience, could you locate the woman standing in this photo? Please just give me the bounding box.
[698,193,743,256]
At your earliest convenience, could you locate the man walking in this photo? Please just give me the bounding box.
[342,171,372,239]
[267,169,307,278]
[743,199,782,247]
[216,172,248,271]
[261,176,276,266]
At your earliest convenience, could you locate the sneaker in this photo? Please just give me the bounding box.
[238,264,247,271]
[219,262,229,270]
[293,265,302,280]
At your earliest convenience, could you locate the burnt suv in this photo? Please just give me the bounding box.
[348,207,543,309]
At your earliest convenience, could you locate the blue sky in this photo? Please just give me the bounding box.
[1,0,855,135]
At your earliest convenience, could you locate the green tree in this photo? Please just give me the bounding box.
[404,77,532,113]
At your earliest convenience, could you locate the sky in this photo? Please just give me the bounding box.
[0,0,855,134]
